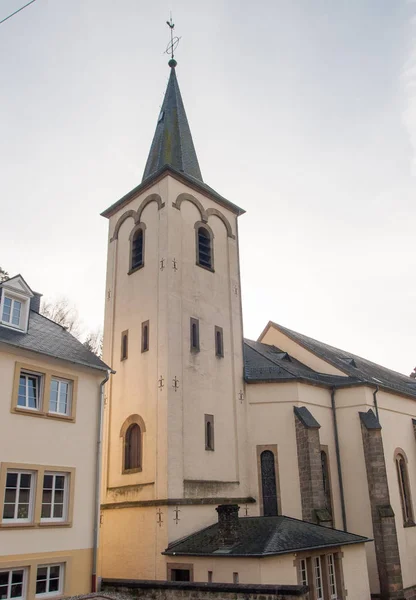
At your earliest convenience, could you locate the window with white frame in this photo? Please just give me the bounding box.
[18,371,42,410]
[41,473,68,522]
[314,556,324,600]
[1,296,22,328]
[2,471,34,523]
[49,378,71,416]
[299,558,308,586]
[328,554,337,599]
[35,564,63,597]
[0,568,26,600]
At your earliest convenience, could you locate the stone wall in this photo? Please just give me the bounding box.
[102,579,309,600]
[294,407,331,525]
[360,409,404,600]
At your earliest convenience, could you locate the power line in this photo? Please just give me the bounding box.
[0,0,38,26]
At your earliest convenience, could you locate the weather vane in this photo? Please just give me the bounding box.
[165,15,181,64]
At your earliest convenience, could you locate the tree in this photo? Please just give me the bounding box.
[0,267,9,283]
[83,329,103,358]
[41,297,82,338]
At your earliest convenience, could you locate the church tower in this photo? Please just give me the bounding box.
[99,57,250,580]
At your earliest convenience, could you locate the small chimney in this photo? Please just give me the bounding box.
[216,504,240,546]
[30,292,42,314]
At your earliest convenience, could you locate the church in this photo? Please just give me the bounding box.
[98,57,416,600]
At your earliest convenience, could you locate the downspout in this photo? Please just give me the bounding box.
[373,385,379,421]
[331,386,347,532]
[92,369,112,592]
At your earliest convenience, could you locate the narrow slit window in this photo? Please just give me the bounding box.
[197,227,212,269]
[396,452,414,525]
[215,326,224,357]
[205,414,214,451]
[190,318,200,352]
[320,449,333,518]
[233,573,239,584]
[131,228,144,270]
[121,330,128,361]
[208,571,213,583]
[141,321,149,353]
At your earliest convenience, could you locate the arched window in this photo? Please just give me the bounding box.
[395,451,414,525]
[205,415,214,450]
[197,227,212,270]
[260,450,278,516]
[321,449,332,516]
[130,226,144,272]
[124,424,141,471]
[215,326,224,357]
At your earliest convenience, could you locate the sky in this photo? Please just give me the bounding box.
[1,0,415,376]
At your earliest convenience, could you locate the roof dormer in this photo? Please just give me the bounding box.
[0,275,34,333]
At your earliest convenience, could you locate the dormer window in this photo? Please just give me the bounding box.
[0,275,34,332]
[2,297,22,327]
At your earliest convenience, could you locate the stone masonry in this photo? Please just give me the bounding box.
[294,406,331,525]
[360,409,404,600]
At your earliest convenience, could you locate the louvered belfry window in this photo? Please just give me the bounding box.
[125,423,141,470]
[261,450,278,516]
[132,228,144,270]
[197,227,212,269]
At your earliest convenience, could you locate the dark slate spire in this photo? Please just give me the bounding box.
[142,60,203,183]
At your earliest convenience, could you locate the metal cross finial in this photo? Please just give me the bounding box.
[165,15,180,65]
[173,505,181,525]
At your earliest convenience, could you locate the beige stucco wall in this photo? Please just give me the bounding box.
[341,543,371,599]
[0,345,102,558]
[259,326,347,376]
[101,174,249,579]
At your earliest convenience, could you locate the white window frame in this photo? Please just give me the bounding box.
[35,564,64,598]
[0,567,27,600]
[314,556,324,600]
[299,558,308,586]
[327,553,337,599]
[40,473,68,523]
[49,378,72,416]
[17,371,43,411]
[2,470,35,524]
[0,292,29,332]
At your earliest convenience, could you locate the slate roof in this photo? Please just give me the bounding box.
[244,339,359,387]
[142,62,203,183]
[0,311,109,372]
[164,515,369,557]
[264,323,416,400]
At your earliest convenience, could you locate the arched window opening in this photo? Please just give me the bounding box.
[131,228,144,270]
[396,452,414,525]
[124,423,141,471]
[197,227,212,269]
[321,450,332,516]
[261,450,278,516]
[141,320,149,352]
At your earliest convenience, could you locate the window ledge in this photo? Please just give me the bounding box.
[123,467,143,474]
[0,522,36,529]
[128,264,144,275]
[195,262,215,273]
[404,521,416,528]
[38,521,72,528]
[205,447,215,452]
[11,407,74,423]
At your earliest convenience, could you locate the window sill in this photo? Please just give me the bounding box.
[11,407,75,423]
[128,264,144,275]
[123,467,143,474]
[38,521,72,528]
[195,262,215,273]
[205,447,215,452]
[0,522,36,529]
[404,521,416,528]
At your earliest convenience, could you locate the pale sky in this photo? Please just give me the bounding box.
[1,0,415,376]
